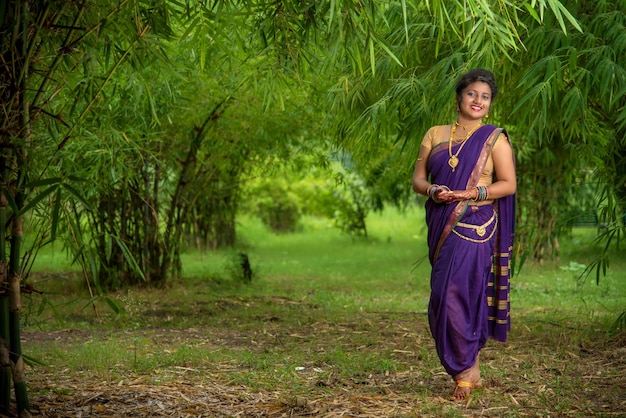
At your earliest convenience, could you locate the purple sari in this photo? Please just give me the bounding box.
[425,124,515,377]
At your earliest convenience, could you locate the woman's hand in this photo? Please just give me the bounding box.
[437,188,477,204]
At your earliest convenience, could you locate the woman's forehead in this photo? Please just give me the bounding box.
[463,81,492,94]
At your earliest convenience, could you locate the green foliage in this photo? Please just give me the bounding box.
[508,0,626,265]
[324,171,370,238]
[249,177,303,234]
[244,163,375,238]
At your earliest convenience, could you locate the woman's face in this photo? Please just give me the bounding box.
[457,81,492,121]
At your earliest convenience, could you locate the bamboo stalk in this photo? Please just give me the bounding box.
[6,0,32,413]
[8,266,29,414]
[0,158,10,415]
[0,295,10,415]
[8,155,29,416]
[10,154,31,416]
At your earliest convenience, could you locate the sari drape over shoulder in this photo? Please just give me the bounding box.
[425,124,515,377]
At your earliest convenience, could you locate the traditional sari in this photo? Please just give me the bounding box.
[425,124,515,377]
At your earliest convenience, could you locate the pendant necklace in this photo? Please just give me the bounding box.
[448,121,482,171]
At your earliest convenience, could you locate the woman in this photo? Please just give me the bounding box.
[412,69,516,400]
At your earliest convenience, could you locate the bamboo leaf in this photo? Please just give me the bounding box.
[369,36,376,75]
[86,248,102,294]
[102,295,123,320]
[544,0,581,35]
[113,236,146,282]
[511,80,551,117]
[50,188,61,241]
[25,177,63,188]
[562,87,583,125]
[401,0,408,43]
[20,353,48,368]
[372,33,403,68]
[62,183,94,211]
[82,295,100,310]
[329,0,336,28]
[18,186,58,216]
[523,2,541,24]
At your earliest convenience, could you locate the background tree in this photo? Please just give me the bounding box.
[506,0,626,266]
[0,0,194,413]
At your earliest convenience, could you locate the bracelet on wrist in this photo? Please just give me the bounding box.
[473,185,489,201]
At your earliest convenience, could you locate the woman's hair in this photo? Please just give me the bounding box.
[455,69,498,100]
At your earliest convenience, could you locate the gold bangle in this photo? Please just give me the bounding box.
[432,185,450,203]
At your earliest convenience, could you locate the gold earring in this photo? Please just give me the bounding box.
[485,112,489,118]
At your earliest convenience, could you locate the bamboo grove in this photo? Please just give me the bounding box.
[1,0,625,415]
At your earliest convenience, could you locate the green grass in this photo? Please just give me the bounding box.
[511,227,625,333]
[20,206,626,416]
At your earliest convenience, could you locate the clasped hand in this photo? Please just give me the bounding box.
[432,187,475,204]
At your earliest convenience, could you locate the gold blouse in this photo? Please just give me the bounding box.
[420,125,506,186]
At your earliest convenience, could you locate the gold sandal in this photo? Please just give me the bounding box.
[451,380,474,401]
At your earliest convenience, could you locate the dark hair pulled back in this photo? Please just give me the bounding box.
[455,69,498,100]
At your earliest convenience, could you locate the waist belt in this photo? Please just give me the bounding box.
[452,210,498,243]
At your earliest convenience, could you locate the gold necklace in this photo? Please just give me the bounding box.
[448,121,482,171]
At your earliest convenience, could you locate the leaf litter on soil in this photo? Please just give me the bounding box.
[10,308,626,418]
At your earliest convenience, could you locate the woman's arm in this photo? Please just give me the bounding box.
[487,136,516,198]
[412,144,432,196]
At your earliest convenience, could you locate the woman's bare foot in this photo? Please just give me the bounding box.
[451,361,482,400]
[452,381,473,400]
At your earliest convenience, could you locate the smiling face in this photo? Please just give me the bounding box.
[456,81,492,124]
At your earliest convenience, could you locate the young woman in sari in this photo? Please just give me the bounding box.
[412,69,516,400]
